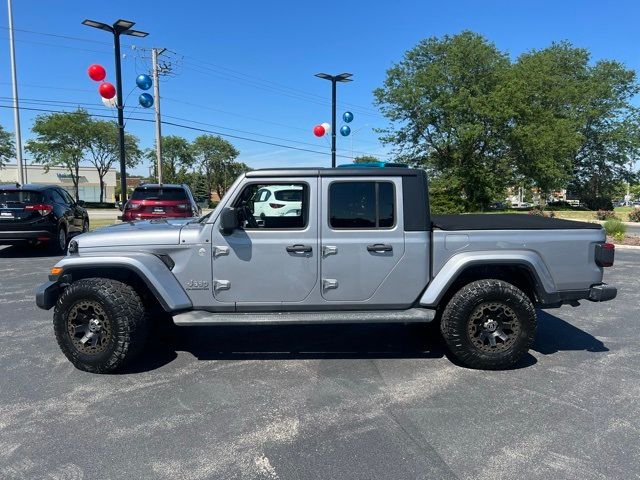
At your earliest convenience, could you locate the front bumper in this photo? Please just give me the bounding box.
[35,280,62,310]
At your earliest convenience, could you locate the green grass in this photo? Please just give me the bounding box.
[89,218,120,231]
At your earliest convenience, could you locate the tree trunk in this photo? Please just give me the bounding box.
[99,176,105,204]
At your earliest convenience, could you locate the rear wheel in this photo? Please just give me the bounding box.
[53,278,147,373]
[440,279,536,370]
[51,226,67,254]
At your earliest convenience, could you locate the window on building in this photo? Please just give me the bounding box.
[329,181,395,229]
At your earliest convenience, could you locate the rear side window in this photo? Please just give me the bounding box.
[329,181,395,229]
[274,189,302,202]
[0,190,43,204]
[130,187,187,201]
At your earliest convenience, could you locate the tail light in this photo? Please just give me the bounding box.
[595,242,615,267]
[269,203,285,209]
[176,203,190,211]
[25,204,53,216]
[126,202,142,210]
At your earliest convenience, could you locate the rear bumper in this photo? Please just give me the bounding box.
[35,280,62,310]
[0,230,53,243]
[122,213,191,222]
[540,283,617,308]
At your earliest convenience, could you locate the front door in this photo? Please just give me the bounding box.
[320,177,405,302]
[211,178,318,305]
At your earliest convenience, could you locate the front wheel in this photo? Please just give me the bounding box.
[53,278,148,373]
[440,279,536,370]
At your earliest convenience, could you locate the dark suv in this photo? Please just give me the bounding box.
[0,184,89,252]
[121,184,201,222]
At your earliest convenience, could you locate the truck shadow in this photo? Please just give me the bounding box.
[125,311,607,373]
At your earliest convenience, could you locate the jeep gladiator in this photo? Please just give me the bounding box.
[36,166,617,372]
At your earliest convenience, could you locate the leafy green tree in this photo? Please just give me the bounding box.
[353,155,379,164]
[25,109,92,200]
[191,135,242,199]
[146,135,193,184]
[0,124,14,170]
[374,31,512,210]
[85,120,141,203]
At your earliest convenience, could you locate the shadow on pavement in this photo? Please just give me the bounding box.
[533,310,609,354]
[0,244,61,259]
[124,311,607,374]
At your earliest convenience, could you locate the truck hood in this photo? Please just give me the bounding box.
[75,219,191,248]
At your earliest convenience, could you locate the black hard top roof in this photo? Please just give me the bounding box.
[246,167,422,178]
[0,183,51,191]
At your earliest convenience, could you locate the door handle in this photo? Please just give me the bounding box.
[367,243,393,252]
[286,244,312,253]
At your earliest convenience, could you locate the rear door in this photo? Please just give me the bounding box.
[211,178,318,306]
[58,189,83,232]
[320,177,405,302]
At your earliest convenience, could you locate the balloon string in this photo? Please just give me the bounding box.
[122,85,138,109]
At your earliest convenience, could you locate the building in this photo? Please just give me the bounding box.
[0,164,117,202]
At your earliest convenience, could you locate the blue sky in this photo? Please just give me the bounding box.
[1,0,639,176]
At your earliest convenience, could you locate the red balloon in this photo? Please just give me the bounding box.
[313,125,325,137]
[99,82,116,100]
[87,64,106,82]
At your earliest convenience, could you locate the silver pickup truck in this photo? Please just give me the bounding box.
[36,166,617,373]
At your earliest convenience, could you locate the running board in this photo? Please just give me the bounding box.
[172,308,436,326]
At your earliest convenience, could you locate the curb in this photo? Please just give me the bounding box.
[613,244,640,250]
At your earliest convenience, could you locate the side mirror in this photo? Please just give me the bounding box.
[77,200,85,207]
[219,207,239,235]
[117,201,124,211]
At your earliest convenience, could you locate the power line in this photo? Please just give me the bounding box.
[0,104,372,160]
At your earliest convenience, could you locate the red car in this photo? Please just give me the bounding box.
[121,184,201,222]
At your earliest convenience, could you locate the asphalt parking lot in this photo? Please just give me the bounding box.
[0,246,638,480]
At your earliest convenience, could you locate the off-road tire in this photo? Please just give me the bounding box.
[53,278,148,373]
[440,279,536,370]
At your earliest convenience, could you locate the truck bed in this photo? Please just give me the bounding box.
[432,214,601,231]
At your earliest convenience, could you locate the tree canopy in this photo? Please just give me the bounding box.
[375,31,640,210]
[0,124,14,170]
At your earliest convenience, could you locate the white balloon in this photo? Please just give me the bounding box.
[321,122,331,135]
[102,96,117,108]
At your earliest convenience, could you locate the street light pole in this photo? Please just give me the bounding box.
[315,72,353,167]
[7,0,24,185]
[82,19,148,202]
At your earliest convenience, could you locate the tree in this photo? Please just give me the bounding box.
[85,120,141,203]
[25,109,92,200]
[146,135,193,184]
[0,124,14,169]
[374,31,513,211]
[191,135,242,199]
[353,155,379,164]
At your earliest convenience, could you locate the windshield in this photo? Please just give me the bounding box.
[130,188,187,201]
[0,190,43,204]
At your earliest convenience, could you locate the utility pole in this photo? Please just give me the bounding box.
[152,47,166,185]
[7,0,24,185]
[314,73,353,167]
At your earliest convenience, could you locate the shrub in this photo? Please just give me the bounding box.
[582,197,614,210]
[595,210,617,221]
[528,207,555,218]
[629,209,640,223]
[604,218,626,240]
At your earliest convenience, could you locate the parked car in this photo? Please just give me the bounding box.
[252,184,303,219]
[0,184,89,252]
[37,165,616,373]
[120,184,201,222]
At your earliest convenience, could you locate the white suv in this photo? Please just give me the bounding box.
[252,185,303,218]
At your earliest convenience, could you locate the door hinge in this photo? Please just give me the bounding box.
[213,280,231,292]
[322,278,338,291]
[213,246,230,258]
[322,245,338,256]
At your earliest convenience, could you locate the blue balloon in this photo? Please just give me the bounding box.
[136,74,153,90]
[139,93,154,108]
[342,111,354,123]
[340,125,351,137]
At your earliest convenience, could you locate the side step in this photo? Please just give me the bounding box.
[172,308,436,326]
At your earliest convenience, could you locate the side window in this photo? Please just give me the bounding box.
[329,181,395,229]
[234,183,307,229]
[59,189,75,205]
[49,189,66,205]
